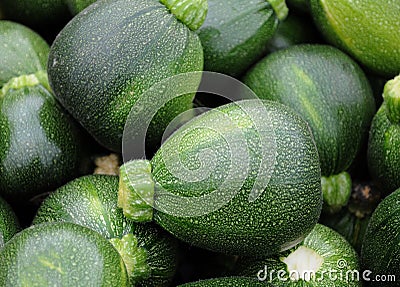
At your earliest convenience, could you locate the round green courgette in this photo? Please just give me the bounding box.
[0,222,129,286]
[119,99,322,258]
[33,174,179,286]
[368,75,400,195]
[310,0,400,77]
[197,0,288,77]
[0,20,49,88]
[237,224,361,286]
[361,188,400,287]
[47,0,206,152]
[244,44,375,213]
[0,196,19,248]
[0,71,85,202]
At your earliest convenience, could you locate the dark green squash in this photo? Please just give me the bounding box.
[47,0,206,152]
[197,0,288,77]
[361,188,400,287]
[0,222,129,286]
[0,20,49,88]
[0,71,85,202]
[244,44,376,213]
[236,224,361,286]
[368,75,400,195]
[0,196,19,248]
[119,99,322,258]
[310,0,400,77]
[33,174,179,286]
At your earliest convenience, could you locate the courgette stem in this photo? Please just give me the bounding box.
[0,70,51,99]
[109,234,151,284]
[280,245,324,281]
[383,74,400,124]
[160,0,208,31]
[267,0,289,21]
[118,160,155,222]
[321,171,352,214]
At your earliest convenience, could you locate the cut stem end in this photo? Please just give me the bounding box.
[109,234,151,283]
[383,74,400,124]
[118,160,155,222]
[160,0,208,31]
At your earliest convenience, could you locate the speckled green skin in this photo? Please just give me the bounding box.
[33,175,178,287]
[178,277,271,286]
[0,81,84,202]
[368,105,400,195]
[0,0,70,27]
[265,13,320,54]
[0,222,129,286]
[48,0,203,152]
[151,100,322,257]
[0,21,49,88]
[0,196,19,248]
[244,44,375,177]
[361,188,400,287]
[310,0,400,77]
[65,0,96,15]
[197,0,278,77]
[237,224,361,286]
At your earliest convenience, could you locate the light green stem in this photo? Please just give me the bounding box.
[160,0,208,31]
[322,171,352,214]
[118,160,155,222]
[383,74,400,124]
[268,0,289,21]
[109,234,151,284]
[0,70,51,99]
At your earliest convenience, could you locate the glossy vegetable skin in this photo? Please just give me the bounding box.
[33,174,179,286]
[0,72,84,202]
[0,196,19,248]
[197,0,287,77]
[244,44,375,177]
[119,99,322,258]
[368,75,400,195]
[47,0,204,152]
[0,20,49,88]
[0,222,129,286]
[361,188,400,287]
[310,0,400,77]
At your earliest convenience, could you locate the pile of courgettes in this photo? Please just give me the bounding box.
[0,0,399,286]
